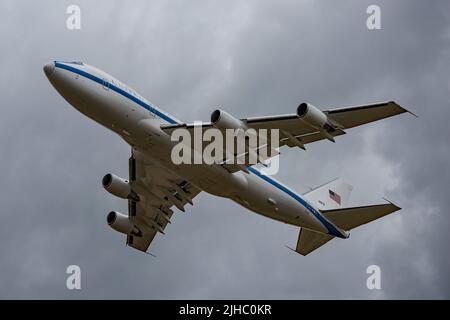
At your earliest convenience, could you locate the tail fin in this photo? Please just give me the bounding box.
[303,178,353,210]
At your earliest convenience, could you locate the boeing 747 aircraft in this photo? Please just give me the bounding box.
[44,61,410,255]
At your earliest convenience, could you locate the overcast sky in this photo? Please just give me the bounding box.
[0,0,449,299]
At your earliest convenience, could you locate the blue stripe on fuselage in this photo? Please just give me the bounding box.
[54,61,345,238]
[247,167,347,238]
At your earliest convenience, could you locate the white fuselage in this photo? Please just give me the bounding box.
[44,61,347,238]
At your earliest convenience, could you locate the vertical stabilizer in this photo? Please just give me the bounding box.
[303,178,353,210]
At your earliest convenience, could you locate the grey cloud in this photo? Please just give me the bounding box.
[0,0,449,299]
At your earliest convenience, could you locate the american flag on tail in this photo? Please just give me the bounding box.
[329,189,341,205]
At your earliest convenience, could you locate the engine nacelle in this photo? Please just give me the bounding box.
[211,109,247,131]
[106,211,141,236]
[296,102,330,129]
[102,173,131,199]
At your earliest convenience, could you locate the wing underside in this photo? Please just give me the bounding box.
[160,101,410,173]
[126,150,201,253]
[295,228,334,256]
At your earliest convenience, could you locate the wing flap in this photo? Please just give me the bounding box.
[127,232,157,252]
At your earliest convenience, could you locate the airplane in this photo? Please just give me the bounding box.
[43,60,412,256]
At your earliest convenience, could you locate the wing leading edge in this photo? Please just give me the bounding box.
[160,101,412,171]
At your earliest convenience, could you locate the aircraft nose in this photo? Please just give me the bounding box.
[43,62,55,77]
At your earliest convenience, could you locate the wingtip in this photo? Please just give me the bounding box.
[390,101,418,118]
[408,110,419,118]
[382,197,402,211]
[285,245,297,253]
[145,251,157,257]
[285,245,307,256]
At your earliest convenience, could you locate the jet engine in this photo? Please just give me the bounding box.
[297,103,330,129]
[106,211,141,236]
[211,109,247,131]
[102,173,131,199]
[297,103,338,141]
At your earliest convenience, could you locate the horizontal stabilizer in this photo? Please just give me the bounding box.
[293,202,401,256]
[321,202,401,231]
[295,228,334,256]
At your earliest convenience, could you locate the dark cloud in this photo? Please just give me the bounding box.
[0,0,448,298]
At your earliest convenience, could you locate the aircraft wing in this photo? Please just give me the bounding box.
[161,101,410,172]
[126,149,202,253]
[243,101,409,147]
